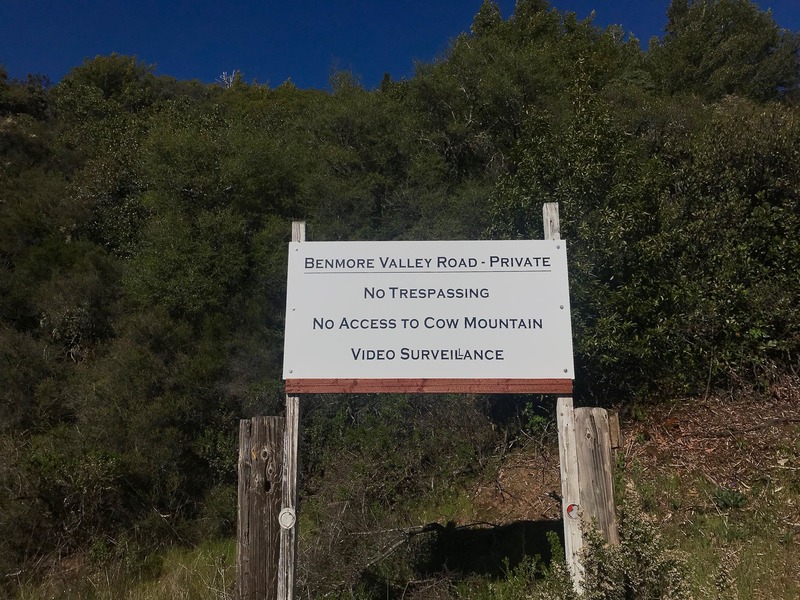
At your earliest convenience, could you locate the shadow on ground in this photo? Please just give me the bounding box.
[418,518,563,577]
[357,519,564,598]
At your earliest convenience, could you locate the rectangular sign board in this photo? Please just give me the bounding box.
[283,240,574,393]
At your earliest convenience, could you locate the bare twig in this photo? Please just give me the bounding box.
[697,417,800,438]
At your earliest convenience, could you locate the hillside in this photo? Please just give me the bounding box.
[2,1,800,597]
[281,383,800,598]
[15,382,799,598]
[472,384,800,597]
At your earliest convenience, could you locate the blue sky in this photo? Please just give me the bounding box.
[1,1,798,90]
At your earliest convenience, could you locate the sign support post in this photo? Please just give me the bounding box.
[557,396,583,591]
[277,221,304,600]
[547,203,619,593]
[546,202,583,590]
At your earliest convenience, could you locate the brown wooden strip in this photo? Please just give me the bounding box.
[237,416,284,598]
[574,407,619,545]
[284,378,572,394]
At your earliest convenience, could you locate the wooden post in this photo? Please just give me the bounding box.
[557,397,584,591]
[608,410,621,450]
[290,220,305,245]
[278,396,299,599]
[558,404,620,594]
[543,202,561,241]
[574,408,620,545]
[237,416,285,600]
[277,220,304,600]
[546,202,583,590]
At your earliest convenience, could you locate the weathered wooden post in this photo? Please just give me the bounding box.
[546,202,584,588]
[543,202,561,242]
[277,395,299,599]
[574,408,619,545]
[277,221,304,600]
[557,396,584,590]
[547,202,619,593]
[237,416,285,600]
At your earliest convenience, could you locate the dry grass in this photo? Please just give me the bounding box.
[619,379,800,599]
[16,539,236,600]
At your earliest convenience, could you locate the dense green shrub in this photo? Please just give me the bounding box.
[490,89,800,400]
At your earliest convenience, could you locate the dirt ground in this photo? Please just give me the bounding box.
[472,378,800,527]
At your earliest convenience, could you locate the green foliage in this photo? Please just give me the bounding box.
[471,1,502,36]
[578,498,693,600]
[711,487,747,510]
[464,492,693,600]
[124,206,247,318]
[649,0,800,101]
[298,394,497,595]
[55,53,157,115]
[490,75,800,400]
[15,538,235,600]
[448,493,692,600]
[0,69,51,121]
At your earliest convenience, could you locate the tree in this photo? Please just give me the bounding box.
[471,0,502,36]
[56,53,156,112]
[513,0,550,22]
[489,80,800,400]
[648,0,800,101]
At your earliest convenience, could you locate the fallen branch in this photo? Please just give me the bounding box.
[697,417,800,438]
[361,522,443,571]
[360,520,503,571]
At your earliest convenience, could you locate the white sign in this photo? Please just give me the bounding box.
[282,240,574,381]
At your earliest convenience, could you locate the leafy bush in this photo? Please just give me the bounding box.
[711,487,747,510]
[578,495,693,600]
[490,88,800,401]
[445,492,693,600]
[296,394,498,596]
